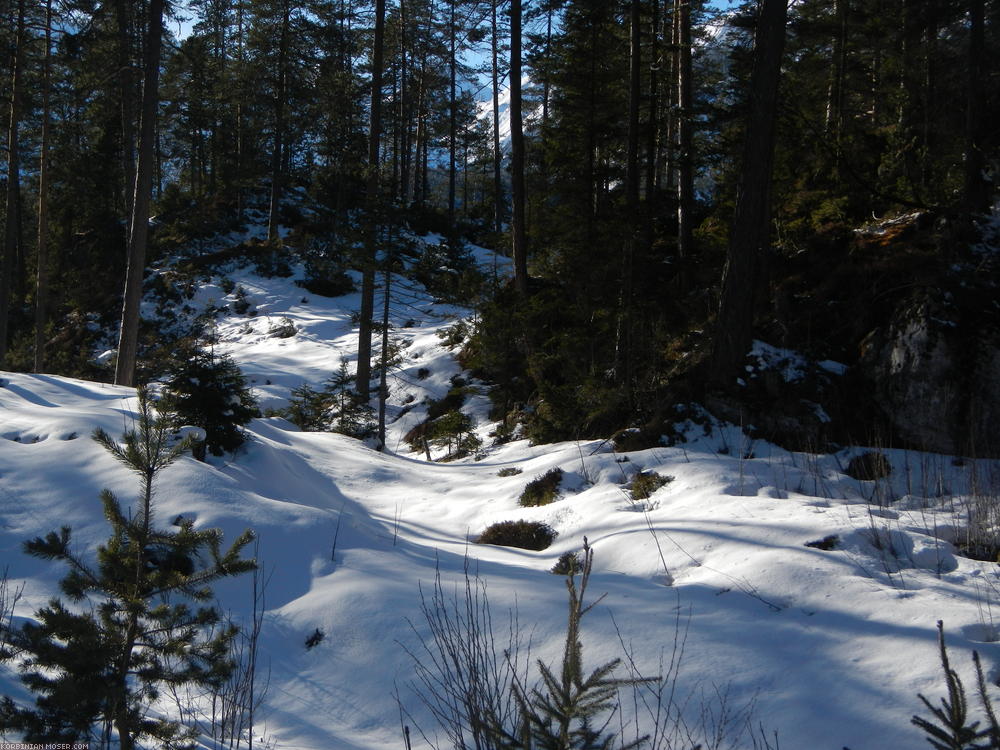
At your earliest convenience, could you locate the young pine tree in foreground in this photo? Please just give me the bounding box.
[0,389,256,748]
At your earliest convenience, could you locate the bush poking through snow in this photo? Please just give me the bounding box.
[232,285,253,315]
[519,468,564,507]
[497,466,523,477]
[629,471,673,501]
[476,520,556,550]
[805,535,840,551]
[267,316,296,338]
[305,628,325,650]
[295,272,354,299]
[846,451,892,481]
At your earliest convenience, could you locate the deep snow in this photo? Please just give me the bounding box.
[2,244,1000,749]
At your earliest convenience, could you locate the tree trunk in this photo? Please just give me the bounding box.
[267,0,290,241]
[509,0,528,296]
[0,0,26,369]
[399,0,410,205]
[377,242,391,450]
[675,0,693,264]
[447,0,458,237]
[616,0,642,391]
[34,0,54,373]
[357,0,387,395]
[709,0,787,389]
[115,0,164,386]
[965,0,987,214]
[236,0,246,219]
[491,0,503,237]
[824,0,848,141]
[645,0,661,206]
[115,0,137,220]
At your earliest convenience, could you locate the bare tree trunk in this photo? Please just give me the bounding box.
[447,0,458,236]
[645,0,661,206]
[236,0,246,219]
[709,0,787,389]
[115,0,164,386]
[34,0,54,373]
[267,0,290,241]
[490,0,503,237]
[823,0,848,140]
[616,0,642,392]
[675,0,693,265]
[357,0,387,395]
[509,0,528,296]
[377,242,391,450]
[965,0,987,214]
[0,0,26,369]
[115,0,137,219]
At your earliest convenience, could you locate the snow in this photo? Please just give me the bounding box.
[2,254,1000,749]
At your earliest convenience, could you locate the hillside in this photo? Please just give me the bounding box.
[3,245,1000,749]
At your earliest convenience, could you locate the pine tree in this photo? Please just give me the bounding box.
[499,541,647,750]
[0,389,256,747]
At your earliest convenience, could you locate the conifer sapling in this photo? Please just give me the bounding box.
[0,388,256,748]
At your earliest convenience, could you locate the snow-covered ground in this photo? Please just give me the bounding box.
[3,247,1000,749]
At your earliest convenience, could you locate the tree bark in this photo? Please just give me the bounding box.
[509,0,528,296]
[115,0,164,386]
[965,0,987,214]
[616,0,642,391]
[675,0,693,264]
[357,0,387,395]
[709,0,787,389]
[34,0,54,373]
[490,0,503,237]
[447,0,457,236]
[645,0,661,206]
[267,0,290,241]
[823,0,848,141]
[0,0,26,369]
[115,0,137,220]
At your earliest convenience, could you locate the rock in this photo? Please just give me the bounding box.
[859,294,1000,457]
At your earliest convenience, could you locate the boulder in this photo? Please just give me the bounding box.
[859,294,1000,457]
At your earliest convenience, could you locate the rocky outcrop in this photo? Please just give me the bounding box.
[859,294,1000,456]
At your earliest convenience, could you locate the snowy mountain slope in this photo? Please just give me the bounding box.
[2,253,1000,749]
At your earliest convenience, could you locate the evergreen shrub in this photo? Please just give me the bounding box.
[295,272,354,298]
[279,362,374,438]
[519,468,563,507]
[160,345,259,455]
[267,317,296,338]
[551,550,582,575]
[846,451,892,481]
[476,520,556,551]
[429,410,482,460]
[630,471,673,501]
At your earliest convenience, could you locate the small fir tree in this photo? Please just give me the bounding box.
[325,360,375,439]
[0,389,256,748]
[160,344,259,455]
[500,540,648,750]
[429,410,481,459]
